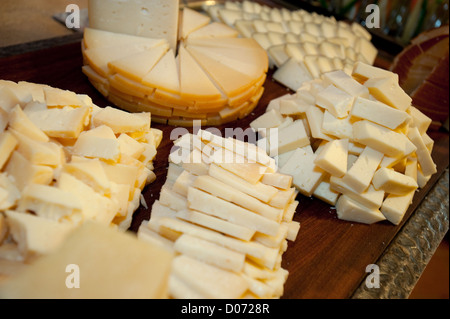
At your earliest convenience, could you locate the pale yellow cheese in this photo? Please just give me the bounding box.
[316,84,354,119]
[353,120,407,157]
[350,97,410,130]
[93,106,150,134]
[171,255,248,299]
[8,105,49,143]
[4,210,75,258]
[0,173,21,211]
[188,22,239,40]
[0,87,21,113]
[0,221,173,299]
[313,180,340,206]
[407,127,437,176]
[322,70,369,98]
[0,131,18,170]
[180,7,211,39]
[342,146,384,193]
[62,159,111,196]
[187,187,280,237]
[364,77,412,112]
[174,234,245,272]
[372,168,418,196]
[108,44,169,82]
[26,106,90,139]
[381,191,415,225]
[315,139,348,178]
[336,195,386,225]
[4,151,54,191]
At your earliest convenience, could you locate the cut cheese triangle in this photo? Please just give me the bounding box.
[187,22,239,40]
[142,49,180,95]
[187,48,256,97]
[83,27,167,49]
[181,7,211,39]
[108,44,169,82]
[84,42,165,77]
[187,45,267,79]
[178,46,223,101]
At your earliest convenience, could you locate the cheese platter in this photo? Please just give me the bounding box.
[0,0,448,299]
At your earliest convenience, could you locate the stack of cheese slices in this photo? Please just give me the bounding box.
[0,80,161,275]
[138,130,300,299]
[250,62,437,226]
[82,5,269,127]
[203,0,378,91]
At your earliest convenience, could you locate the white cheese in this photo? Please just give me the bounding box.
[315,84,354,119]
[88,0,179,51]
[381,191,415,225]
[372,168,418,196]
[0,131,18,170]
[342,146,384,193]
[364,77,412,112]
[350,97,410,130]
[314,139,349,178]
[335,195,386,225]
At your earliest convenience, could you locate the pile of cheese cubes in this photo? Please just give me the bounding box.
[204,1,378,91]
[250,62,437,225]
[0,80,160,265]
[82,7,269,127]
[138,130,300,299]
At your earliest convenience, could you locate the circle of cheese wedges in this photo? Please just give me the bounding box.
[81,10,269,127]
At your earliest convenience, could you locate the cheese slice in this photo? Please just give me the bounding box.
[315,139,349,178]
[108,44,169,82]
[181,7,211,39]
[171,255,248,299]
[93,106,150,134]
[26,106,90,139]
[174,234,245,272]
[8,105,49,143]
[364,77,412,112]
[372,167,418,195]
[0,221,173,299]
[142,49,180,95]
[336,195,386,225]
[88,0,179,51]
[84,42,165,77]
[350,97,410,130]
[0,131,18,170]
[342,146,384,193]
[188,22,239,40]
[187,47,256,97]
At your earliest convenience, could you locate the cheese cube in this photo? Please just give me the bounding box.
[73,127,120,162]
[250,109,284,131]
[350,97,410,130]
[336,195,387,225]
[0,173,20,211]
[0,221,173,299]
[330,177,384,210]
[273,58,313,92]
[364,77,412,112]
[322,111,354,140]
[322,70,369,98]
[372,168,418,195]
[343,146,384,193]
[275,120,310,155]
[353,120,407,157]
[4,151,54,191]
[280,148,325,197]
[316,85,354,119]
[62,159,111,196]
[262,172,293,190]
[313,180,340,206]
[352,62,399,84]
[4,210,75,257]
[315,139,349,178]
[93,107,150,134]
[0,86,21,113]
[355,37,378,65]
[0,131,18,170]
[8,105,49,143]
[381,191,415,225]
[305,106,333,142]
[17,184,83,223]
[26,106,90,139]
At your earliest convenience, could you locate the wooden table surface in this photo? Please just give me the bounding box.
[0,37,448,299]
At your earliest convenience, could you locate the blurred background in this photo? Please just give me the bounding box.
[0,0,448,299]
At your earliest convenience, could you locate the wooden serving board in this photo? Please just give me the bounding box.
[0,40,448,299]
